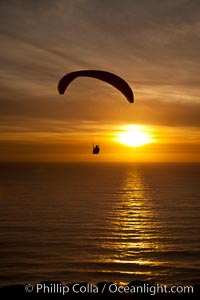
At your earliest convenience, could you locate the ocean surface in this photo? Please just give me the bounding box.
[0,162,200,287]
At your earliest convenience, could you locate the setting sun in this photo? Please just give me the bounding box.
[116,125,154,147]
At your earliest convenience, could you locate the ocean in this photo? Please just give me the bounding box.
[0,162,199,287]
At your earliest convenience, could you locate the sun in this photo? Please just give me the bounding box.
[116,125,154,147]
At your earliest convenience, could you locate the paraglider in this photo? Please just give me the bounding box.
[92,144,100,155]
[57,70,134,155]
[57,70,134,103]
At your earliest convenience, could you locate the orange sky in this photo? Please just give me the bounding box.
[0,0,200,162]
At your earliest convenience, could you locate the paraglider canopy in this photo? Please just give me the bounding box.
[57,70,134,103]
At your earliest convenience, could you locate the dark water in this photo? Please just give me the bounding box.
[0,162,200,286]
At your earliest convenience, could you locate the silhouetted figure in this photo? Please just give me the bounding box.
[92,144,100,155]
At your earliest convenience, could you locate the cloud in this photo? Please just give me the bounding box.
[0,0,200,161]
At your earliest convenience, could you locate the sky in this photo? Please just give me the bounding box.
[0,0,200,162]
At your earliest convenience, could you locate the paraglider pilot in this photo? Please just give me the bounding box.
[93,144,100,155]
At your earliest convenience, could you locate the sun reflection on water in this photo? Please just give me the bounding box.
[103,169,163,279]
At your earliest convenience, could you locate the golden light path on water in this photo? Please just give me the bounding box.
[99,169,166,284]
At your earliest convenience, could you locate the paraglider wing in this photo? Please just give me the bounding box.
[57,70,134,103]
